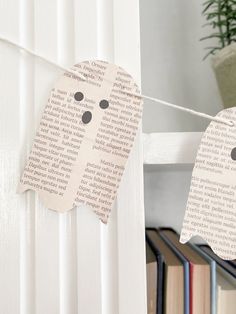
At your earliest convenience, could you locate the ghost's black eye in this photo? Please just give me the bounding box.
[74,92,84,101]
[231,147,236,160]
[99,99,109,109]
[82,111,92,124]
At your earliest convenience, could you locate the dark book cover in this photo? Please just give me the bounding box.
[146,228,165,314]
[158,228,190,314]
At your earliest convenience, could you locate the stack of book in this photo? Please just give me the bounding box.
[146,228,236,314]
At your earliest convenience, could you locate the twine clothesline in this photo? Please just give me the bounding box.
[0,35,233,127]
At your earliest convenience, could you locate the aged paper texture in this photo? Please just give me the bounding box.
[180,108,236,259]
[18,60,143,223]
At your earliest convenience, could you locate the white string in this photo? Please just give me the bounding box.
[0,35,233,127]
[135,94,234,127]
[0,35,85,81]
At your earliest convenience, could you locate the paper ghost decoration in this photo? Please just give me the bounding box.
[180,107,236,260]
[18,60,143,223]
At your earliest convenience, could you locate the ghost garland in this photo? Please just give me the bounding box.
[1,36,236,259]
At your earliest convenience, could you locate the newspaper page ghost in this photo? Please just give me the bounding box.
[180,107,236,260]
[18,60,143,223]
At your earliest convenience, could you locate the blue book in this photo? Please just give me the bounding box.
[198,244,236,313]
[192,244,217,314]
[158,228,190,314]
[199,245,236,279]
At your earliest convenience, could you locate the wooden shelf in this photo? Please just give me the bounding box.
[143,132,203,165]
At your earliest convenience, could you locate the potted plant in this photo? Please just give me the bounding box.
[202,0,236,108]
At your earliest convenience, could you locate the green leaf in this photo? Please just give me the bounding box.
[203,48,219,60]
[204,46,222,50]
[201,0,236,59]
[200,33,226,41]
[202,1,216,14]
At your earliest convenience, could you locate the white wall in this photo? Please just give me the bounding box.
[144,165,193,233]
[140,0,223,133]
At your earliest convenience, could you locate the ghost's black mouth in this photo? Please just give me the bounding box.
[231,147,236,160]
[82,111,92,124]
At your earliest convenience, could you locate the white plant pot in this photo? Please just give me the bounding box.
[212,43,236,109]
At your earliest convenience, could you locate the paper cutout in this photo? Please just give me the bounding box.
[18,60,143,223]
[180,107,236,260]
